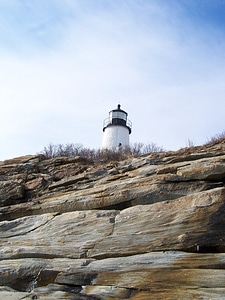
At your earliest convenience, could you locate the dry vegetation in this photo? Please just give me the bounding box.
[204,131,225,146]
[39,142,165,163]
[39,132,225,163]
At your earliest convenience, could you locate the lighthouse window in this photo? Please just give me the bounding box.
[111,111,127,120]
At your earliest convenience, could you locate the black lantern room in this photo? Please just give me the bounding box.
[103,104,132,134]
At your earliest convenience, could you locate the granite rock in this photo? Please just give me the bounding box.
[1,143,225,298]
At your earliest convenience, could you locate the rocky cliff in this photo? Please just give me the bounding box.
[1,141,225,299]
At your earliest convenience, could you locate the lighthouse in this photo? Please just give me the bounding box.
[101,104,132,150]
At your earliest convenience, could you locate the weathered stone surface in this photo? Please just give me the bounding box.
[176,155,225,180]
[0,163,220,221]
[25,176,47,191]
[89,187,225,258]
[1,142,225,298]
[1,252,225,299]
[0,210,118,259]
[0,180,25,206]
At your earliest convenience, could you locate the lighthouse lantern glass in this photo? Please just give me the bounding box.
[109,111,127,121]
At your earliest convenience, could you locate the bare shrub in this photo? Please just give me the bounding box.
[186,139,195,148]
[205,131,225,146]
[40,143,84,158]
[142,142,164,154]
[129,142,164,157]
[98,148,131,163]
[39,142,164,163]
[129,142,144,156]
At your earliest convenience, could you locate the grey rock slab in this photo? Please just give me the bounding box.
[88,187,225,258]
[1,187,224,260]
[0,169,216,221]
[176,155,225,180]
[0,258,93,292]
[56,252,225,293]
[2,252,225,298]
[0,213,55,238]
[0,210,118,259]
[0,287,27,300]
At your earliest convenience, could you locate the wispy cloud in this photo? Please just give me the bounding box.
[0,0,225,159]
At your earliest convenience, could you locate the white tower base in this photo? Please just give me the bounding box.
[101,125,130,150]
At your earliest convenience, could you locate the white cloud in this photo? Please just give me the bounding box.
[0,0,225,159]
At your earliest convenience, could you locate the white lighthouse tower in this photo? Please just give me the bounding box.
[101,104,132,150]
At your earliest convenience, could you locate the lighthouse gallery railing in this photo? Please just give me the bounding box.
[103,118,132,133]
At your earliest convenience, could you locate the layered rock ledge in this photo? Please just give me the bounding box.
[1,142,225,299]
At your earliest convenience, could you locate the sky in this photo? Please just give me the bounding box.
[0,0,225,160]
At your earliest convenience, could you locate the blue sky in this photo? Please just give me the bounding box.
[0,0,225,160]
